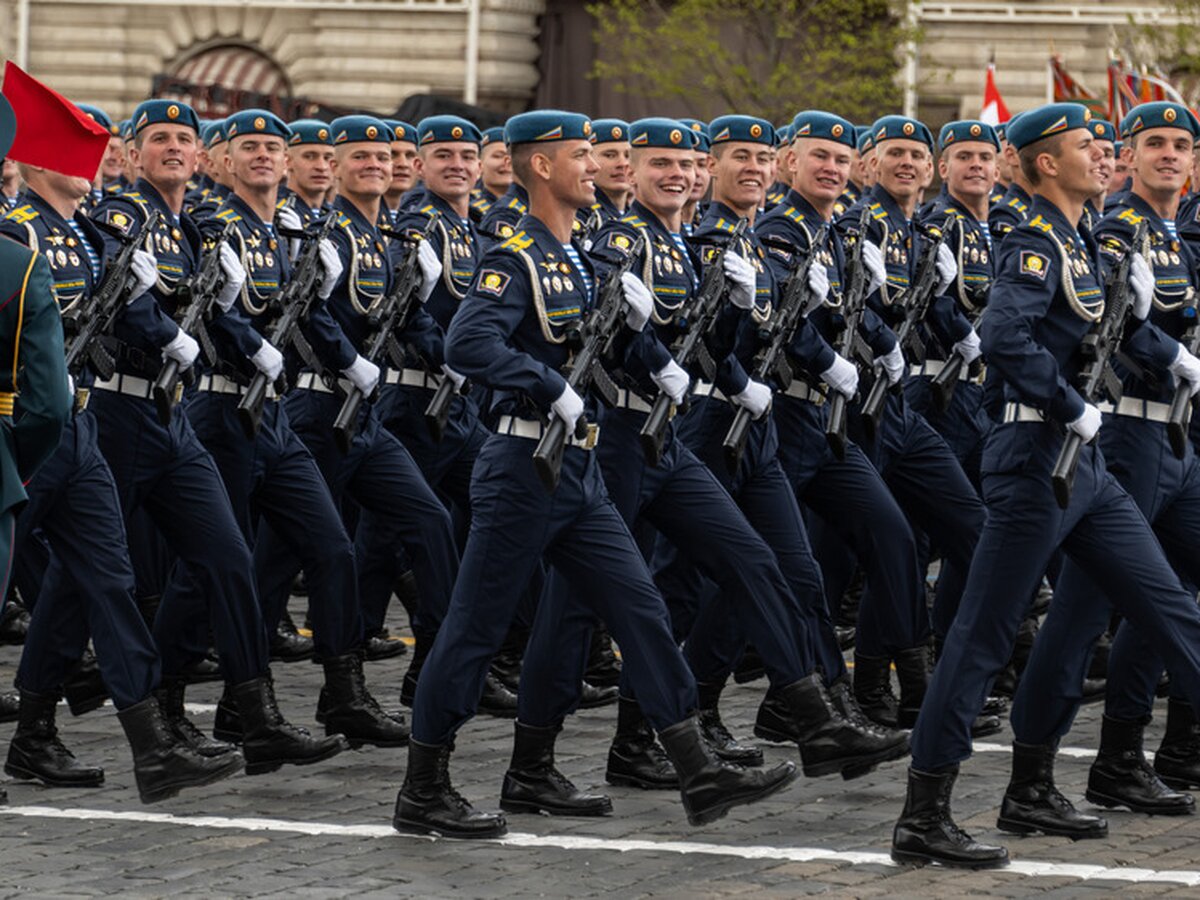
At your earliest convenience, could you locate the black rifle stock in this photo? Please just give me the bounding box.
[1051,220,1148,508]
[639,217,748,465]
[533,232,647,492]
[722,226,827,471]
[826,206,873,460]
[237,213,336,439]
[62,210,162,379]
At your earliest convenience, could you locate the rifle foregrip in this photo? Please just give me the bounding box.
[640,393,673,466]
[826,394,848,460]
[152,359,180,426]
[860,376,888,442]
[533,417,568,493]
[333,388,364,455]
[1051,432,1083,510]
[238,373,269,440]
[723,407,752,472]
[424,377,455,443]
[1168,383,1193,460]
[930,354,964,413]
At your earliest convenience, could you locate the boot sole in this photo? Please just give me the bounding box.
[499,797,613,817]
[996,815,1108,839]
[605,772,679,791]
[66,697,108,717]
[1157,774,1200,791]
[1085,788,1196,816]
[330,731,411,750]
[138,754,245,804]
[392,815,507,839]
[477,707,518,719]
[244,739,348,776]
[804,739,910,780]
[685,764,799,827]
[753,723,795,744]
[890,847,1010,870]
[4,761,104,788]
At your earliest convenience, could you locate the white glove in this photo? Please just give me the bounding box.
[731,379,772,419]
[417,239,443,303]
[317,239,343,300]
[342,354,380,396]
[276,206,303,261]
[621,271,653,332]
[250,339,284,381]
[651,360,690,405]
[1067,402,1103,442]
[862,240,887,294]
[1169,344,1200,398]
[723,251,757,310]
[551,382,585,432]
[935,242,957,294]
[1130,252,1154,320]
[126,248,158,301]
[880,344,905,386]
[805,262,830,313]
[441,364,466,390]
[820,353,859,400]
[215,242,246,312]
[162,327,200,372]
[952,328,982,365]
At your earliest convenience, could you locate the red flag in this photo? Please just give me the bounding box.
[980,63,1010,126]
[1,62,109,179]
[1050,55,1107,119]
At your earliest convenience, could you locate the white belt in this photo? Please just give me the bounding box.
[1002,402,1045,424]
[495,414,599,450]
[692,380,730,403]
[384,367,440,390]
[1096,397,1171,423]
[782,381,825,406]
[909,360,973,382]
[295,372,353,395]
[612,388,651,414]
[92,373,153,399]
[197,373,276,400]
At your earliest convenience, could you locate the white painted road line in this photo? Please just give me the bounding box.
[3,805,1200,885]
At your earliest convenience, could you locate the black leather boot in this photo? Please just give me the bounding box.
[181,650,223,684]
[0,595,30,645]
[894,645,930,729]
[393,738,507,838]
[853,653,898,729]
[585,624,622,687]
[154,677,237,758]
[1087,715,1195,815]
[780,674,909,779]
[63,650,108,716]
[891,765,1010,869]
[400,627,436,707]
[732,645,766,684]
[229,674,349,775]
[500,722,612,816]
[363,626,409,661]
[0,690,18,724]
[606,696,679,789]
[754,685,796,744]
[1155,699,1200,790]
[491,624,528,691]
[117,695,244,803]
[658,716,797,826]
[997,741,1107,838]
[698,678,762,766]
[321,652,410,748]
[270,611,315,663]
[5,689,105,787]
[579,681,618,709]
[479,672,519,718]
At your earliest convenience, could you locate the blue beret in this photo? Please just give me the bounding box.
[628,117,693,149]
[0,94,12,161]
[287,119,332,146]
[937,119,999,152]
[995,121,1008,142]
[132,99,200,136]
[1114,140,1124,156]
[1088,118,1117,143]
[201,119,226,149]
[504,110,592,145]
[1006,103,1092,150]
[380,119,417,144]
[775,123,794,147]
[119,119,134,141]
[331,115,391,145]
[1121,101,1200,140]
[224,109,290,142]
[481,126,506,147]
[709,115,774,146]
[791,111,855,149]
[856,126,874,153]
[870,115,933,151]
[591,119,630,144]
[417,115,482,147]
[679,118,710,152]
[77,104,117,136]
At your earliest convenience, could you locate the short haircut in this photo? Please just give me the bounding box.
[510,143,544,185]
[1017,133,1065,186]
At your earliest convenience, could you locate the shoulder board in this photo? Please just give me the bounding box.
[869,203,887,221]
[1115,207,1144,226]
[589,202,602,212]
[506,196,525,210]
[832,201,846,215]
[783,207,805,225]
[712,217,736,233]
[419,204,437,216]
[4,204,38,225]
[335,212,354,232]
[1025,214,1053,234]
[500,229,535,252]
[943,205,961,218]
[275,197,289,210]
[214,208,242,223]
[618,214,647,229]
[1007,196,1027,212]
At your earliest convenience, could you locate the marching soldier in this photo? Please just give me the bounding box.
[678,119,711,234]
[470,125,511,224]
[989,112,1033,242]
[280,119,335,226]
[189,119,231,221]
[380,119,419,225]
[1083,118,1117,231]
[578,118,632,234]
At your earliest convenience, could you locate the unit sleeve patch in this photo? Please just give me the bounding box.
[1019,250,1049,280]
[476,269,510,297]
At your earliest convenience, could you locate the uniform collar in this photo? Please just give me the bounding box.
[334,194,380,232]
[868,182,910,224]
[780,188,829,224]
[1026,194,1078,237]
[625,199,675,237]
[223,191,270,229]
[593,186,622,216]
[1004,182,1032,206]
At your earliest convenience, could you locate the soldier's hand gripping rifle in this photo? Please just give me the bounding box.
[859,212,956,442]
[62,210,162,379]
[1051,220,1149,508]
[722,225,827,471]
[533,232,647,492]
[333,213,441,454]
[639,217,748,466]
[236,213,336,440]
[825,205,873,460]
[151,221,235,425]
[1167,292,1200,459]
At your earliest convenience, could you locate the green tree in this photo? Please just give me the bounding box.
[587,0,915,124]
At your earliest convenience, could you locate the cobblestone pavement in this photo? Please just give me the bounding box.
[3,602,1200,898]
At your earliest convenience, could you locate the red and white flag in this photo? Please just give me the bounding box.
[980,63,1011,126]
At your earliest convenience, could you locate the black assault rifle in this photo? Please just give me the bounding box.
[825,205,874,460]
[1167,295,1200,459]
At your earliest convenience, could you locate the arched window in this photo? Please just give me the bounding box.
[157,43,291,117]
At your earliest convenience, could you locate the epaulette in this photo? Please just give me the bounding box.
[832,201,846,215]
[506,196,525,210]
[1115,207,1144,227]
[869,202,887,221]
[275,196,289,210]
[103,182,123,195]
[3,204,38,225]
[214,207,242,224]
[1025,214,1053,234]
[419,204,437,216]
[711,217,737,233]
[1007,196,1028,213]
[589,202,602,212]
[782,206,806,225]
[617,213,647,229]
[500,229,535,252]
[336,212,353,229]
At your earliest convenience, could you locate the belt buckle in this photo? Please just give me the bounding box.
[74,387,90,412]
[583,422,600,450]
